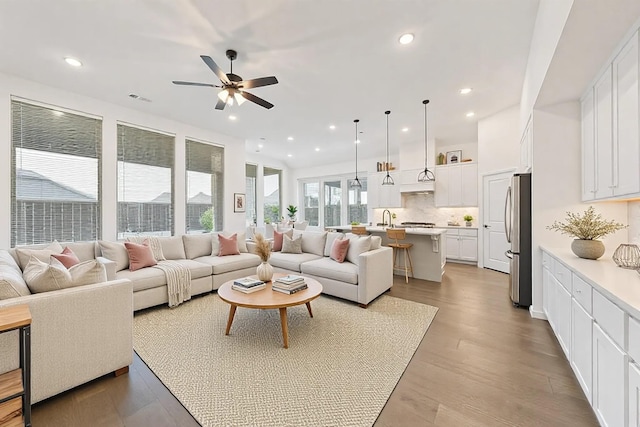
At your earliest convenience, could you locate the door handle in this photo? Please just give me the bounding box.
[484,224,491,228]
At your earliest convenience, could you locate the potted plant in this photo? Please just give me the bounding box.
[463,215,473,227]
[287,205,298,221]
[547,206,627,260]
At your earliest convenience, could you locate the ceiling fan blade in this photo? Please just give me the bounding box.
[172,80,220,87]
[200,55,230,84]
[238,76,279,89]
[214,97,227,110]
[240,91,274,109]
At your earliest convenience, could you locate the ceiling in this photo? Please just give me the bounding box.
[0,0,540,169]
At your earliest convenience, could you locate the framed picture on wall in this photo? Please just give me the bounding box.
[446,150,462,164]
[234,193,246,213]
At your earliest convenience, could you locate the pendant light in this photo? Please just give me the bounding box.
[351,119,362,188]
[417,99,435,182]
[382,110,394,185]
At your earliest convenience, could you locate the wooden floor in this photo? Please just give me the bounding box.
[31,263,598,427]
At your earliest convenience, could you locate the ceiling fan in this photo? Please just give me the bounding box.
[172,49,278,110]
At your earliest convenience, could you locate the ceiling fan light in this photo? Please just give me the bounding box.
[234,92,246,105]
[217,89,229,102]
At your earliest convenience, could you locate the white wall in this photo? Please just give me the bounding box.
[520,0,574,131]
[530,102,628,318]
[630,201,640,244]
[0,72,247,248]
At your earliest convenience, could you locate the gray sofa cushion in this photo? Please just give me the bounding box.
[194,253,261,275]
[298,231,327,256]
[98,241,129,272]
[183,234,213,259]
[159,236,187,260]
[65,241,99,261]
[346,235,371,266]
[324,232,345,256]
[171,259,212,279]
[116,267,167,292]
[269,252,323,272]
[15,241,64,271]
[301,257,358,285]
[370,235,382,250]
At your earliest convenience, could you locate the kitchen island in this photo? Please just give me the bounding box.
[326,225,447,282]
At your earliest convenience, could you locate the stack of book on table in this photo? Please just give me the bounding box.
[272,274,308,294]
[232,277,266,293]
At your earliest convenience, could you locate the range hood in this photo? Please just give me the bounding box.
[399,169,435,193]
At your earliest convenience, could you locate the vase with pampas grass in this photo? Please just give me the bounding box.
[254,233,274,281]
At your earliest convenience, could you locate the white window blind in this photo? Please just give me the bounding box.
[117,124,174,239]
[245,164,257,225]
[185,139,224,233]
[303,182,319,226]
[11,100,102,246]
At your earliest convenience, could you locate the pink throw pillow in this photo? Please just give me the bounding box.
[218,233,240,256]
[330,238,350,263]
[51,246,81,269]
[272,229,293,252]
[124,241,157,272]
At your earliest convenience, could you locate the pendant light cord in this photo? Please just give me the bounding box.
[382,110,394,185]
[417,99,435,182]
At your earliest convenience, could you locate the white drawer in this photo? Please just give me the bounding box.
[629,316,640,362]
[593,290,627,349]
[445,229,459,236]
[542,251,553,270]
[572,274,592,314]
[459,229,477,237]
[554,261,571,292]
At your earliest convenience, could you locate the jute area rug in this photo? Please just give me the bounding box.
[133,293,438,427]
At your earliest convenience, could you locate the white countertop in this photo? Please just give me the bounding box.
[541,245,640,320]
[326,225,447,236]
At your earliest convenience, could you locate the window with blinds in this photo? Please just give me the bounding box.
[245,164,257,225]
[11,100,102,246]
[186,139,224,233]
[264,167,282,223]
[117,124,174,239]
[348,177,367,224]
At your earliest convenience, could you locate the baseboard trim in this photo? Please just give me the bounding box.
[529,306,547,320]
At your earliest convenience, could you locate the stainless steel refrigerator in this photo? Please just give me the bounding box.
[504,173,532,307]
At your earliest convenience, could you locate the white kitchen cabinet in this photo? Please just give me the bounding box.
[434,163,477,207]
[612,30,640,197]
[571,299,593,403]
[554,275,572,360]
[520,115,532,173]
[445,229,477,263]
[542,252,553,321]
[592,323,627,427]
[581,29,640,201]
[367,172,401,209]
[399,168,436,193]
[629,362,640,427]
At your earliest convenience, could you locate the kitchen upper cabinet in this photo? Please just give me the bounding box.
[582,29,640,201]
[613,30,640,197]
[592,323,627,427]
[367,172,401,209]
[435,163,477,207]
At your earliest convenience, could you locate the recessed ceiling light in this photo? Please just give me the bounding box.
[258,144,264,148]
[399,33,414,45]
[355,139,361,144]
[459,88,473,95]
[466,112,475,117]
[287,136,294,141]
[315,147,320,152]
[287,154,293,157]
[402,127,409,132]
[64,57,82,67]
[329,125,336,130]
[52,111,65,117]
[229,115,237,121]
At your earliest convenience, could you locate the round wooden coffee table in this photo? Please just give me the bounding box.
[217,274,323,348]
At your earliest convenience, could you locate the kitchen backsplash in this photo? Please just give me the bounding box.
[630,201,640,244]
[372,193,479,226]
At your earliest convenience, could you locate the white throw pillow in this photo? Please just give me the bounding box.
[370,235,382,250]
[300,231,327,256]
[23,257,72,293]
[15,241,64,271]
[324,232,345,257]
[346,235,372,266]
[67,259,107,286]
[98,241,129,272]
[0,269,31,299]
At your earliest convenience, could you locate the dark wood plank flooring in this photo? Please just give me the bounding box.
[31,263,598,426]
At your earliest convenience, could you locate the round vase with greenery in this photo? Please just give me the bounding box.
[547,206,626,260]
[253,233,273,281]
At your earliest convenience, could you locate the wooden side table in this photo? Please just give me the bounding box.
[0,304,32,427]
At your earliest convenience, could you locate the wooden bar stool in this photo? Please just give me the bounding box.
[351,226,368,235]
[386,228,414,283]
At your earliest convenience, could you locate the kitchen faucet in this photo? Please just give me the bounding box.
[382,209,392,227]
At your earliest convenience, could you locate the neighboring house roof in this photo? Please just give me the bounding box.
[264,188,279,205]
[150,192,172,203]
[16,169,95,202]
[188,192,211,204]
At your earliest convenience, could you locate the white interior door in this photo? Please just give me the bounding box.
[482,171,512,273]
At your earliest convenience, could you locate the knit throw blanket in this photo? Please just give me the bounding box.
[127,236,192,308]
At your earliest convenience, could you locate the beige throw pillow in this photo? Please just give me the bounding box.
[346,235,372,265]
[281,234,303,254]
[0,269,31,300]
[98,241,129,272]
[15,241,64,271]
[23,257,107,294]
[67,259,107,286]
